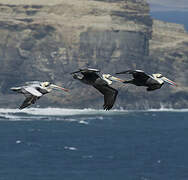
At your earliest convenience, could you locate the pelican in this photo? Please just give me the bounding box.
[11,81,69,109]
[103,70,177,91]
[71,68,118,110]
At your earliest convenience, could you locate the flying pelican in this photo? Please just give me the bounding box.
[71,68,118,110]
[11,81,69,109]
[103,70,177,91]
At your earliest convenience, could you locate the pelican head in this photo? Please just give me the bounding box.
[41,82,69,92]
[41,82,51,88]
[152,73,163,79]
[152,74,177,87]
[102,74,113,85]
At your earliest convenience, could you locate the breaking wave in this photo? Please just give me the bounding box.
[0,108,128,116]
[0,107,187,121]
[0,108,128,122]
[148,108,188,112]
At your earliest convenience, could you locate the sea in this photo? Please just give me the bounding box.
[0,108,188,180]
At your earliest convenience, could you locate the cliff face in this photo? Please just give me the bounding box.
[148,20,188,108]
[0,0,187,109]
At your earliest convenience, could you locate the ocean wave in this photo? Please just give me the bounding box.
[0,108,129,116]
[147,108,188,112]
[0,108,117,122]
[0,107,187,115]
[64,146,78,151]
[0,108,187,121]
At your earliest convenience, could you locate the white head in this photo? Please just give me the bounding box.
[39,82,52,92]
[152,73,163,79]
[40,82,69,92]
[41,82,51,88]
[102,74,113,85]
[152,74,177,87]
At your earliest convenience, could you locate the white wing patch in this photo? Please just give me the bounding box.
[135,70,144,73]
[24,87,43,97]
[87,68,100,72]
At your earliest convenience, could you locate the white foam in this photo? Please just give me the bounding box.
[0,108,129,116]
[64,146,77,151]
[16,140,22,144]
[0,107,187,115]
[0,113,45,121]
[147,108,188,112]
[79,120,89,125]
[0,108,187,121]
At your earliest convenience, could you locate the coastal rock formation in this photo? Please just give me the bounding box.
[148,20,188,108]
[0,0,187,109]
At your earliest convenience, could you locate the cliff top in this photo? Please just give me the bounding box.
[0,0,148,5]
[0,0,151,34]
[150,20,188,50]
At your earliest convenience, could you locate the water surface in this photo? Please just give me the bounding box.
[0,108,187,180]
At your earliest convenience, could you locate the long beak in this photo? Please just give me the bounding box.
[107,75,125,83]
[162,77,177,87]
[50,84,69,92]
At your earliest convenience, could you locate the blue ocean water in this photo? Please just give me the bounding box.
[150,11,188,31]
[0,108,188,180]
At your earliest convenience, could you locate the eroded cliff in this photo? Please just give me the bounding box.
[148,20,188,108]
[0,0,187,109]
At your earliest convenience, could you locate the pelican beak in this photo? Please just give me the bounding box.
[102,74,125,84]
[162,77,177,87]
[109,76,125,83]
[50,84,69,92]
[105,75,125,83]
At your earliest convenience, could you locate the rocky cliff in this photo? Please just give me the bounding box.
[0,0,187,109]
[148,20,188,108]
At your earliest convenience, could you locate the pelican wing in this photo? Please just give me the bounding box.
[81,68,100,73]
[71,68,100,74]
[19,96,39,109]
[131,71,150,80]
[93,83,118,110]
[24,87,43,97]
[117,70,150,80]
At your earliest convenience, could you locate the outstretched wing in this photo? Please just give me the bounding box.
[71,68,100,74]
[24,86,43,97]
[19,86,42,109]
[19,96,39,109]
[93,82,118,110]
[116,70,150,81]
